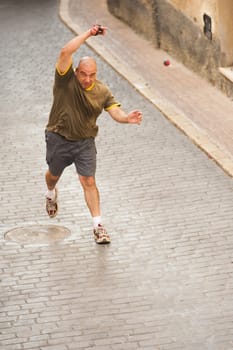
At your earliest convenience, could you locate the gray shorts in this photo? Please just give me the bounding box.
[45,131,97,177]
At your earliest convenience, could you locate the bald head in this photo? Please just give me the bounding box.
[75,56,97,89]
[77,56,97,70]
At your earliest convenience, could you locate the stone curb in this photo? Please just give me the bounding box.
[59,0,233,178]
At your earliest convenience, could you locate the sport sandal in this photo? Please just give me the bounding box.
[46,188,58,218]
[93,224,111,244]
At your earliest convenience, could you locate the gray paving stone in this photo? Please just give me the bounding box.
[0,0,233,350]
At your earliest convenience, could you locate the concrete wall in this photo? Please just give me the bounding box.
[107,0,233,97]
[217,0,233,66]
[168,0,233,66]
[106,0,157,43]
[168,0,217,31]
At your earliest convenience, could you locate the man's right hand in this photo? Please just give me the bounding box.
[90,24,107,36]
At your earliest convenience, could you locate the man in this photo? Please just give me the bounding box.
[45,24,143,244]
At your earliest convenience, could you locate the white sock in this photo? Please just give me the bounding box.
[93,216,102,228]
[46,189,56,200]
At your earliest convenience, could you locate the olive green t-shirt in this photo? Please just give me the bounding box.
[46,64,121,140]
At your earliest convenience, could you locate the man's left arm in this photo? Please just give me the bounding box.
[108,107,143,125]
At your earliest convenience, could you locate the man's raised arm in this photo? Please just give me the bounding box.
[56,25,107,74]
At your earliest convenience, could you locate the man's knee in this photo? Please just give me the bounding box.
[79,175,96,189]
[46,170,60,182]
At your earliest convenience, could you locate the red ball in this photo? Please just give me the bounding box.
[163,60,170,66]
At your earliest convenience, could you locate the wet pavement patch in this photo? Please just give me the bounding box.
[4,225,71,245]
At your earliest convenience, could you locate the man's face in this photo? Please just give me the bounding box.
[75,59,97,89]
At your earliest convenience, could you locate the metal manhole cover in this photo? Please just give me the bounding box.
[4,225,71,244]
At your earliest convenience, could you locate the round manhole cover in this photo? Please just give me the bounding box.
[4,225,71,244]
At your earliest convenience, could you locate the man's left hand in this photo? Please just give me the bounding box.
[128,110,143,125]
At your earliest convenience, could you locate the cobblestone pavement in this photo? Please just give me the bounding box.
[0,1,233,350]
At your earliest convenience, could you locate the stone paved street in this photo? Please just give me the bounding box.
[0,1,233,349]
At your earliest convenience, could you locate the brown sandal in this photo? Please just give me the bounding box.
[46,188,58,218]
[93,224,111,244]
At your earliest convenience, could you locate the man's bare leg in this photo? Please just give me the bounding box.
[78,175,100,217]
[45,170,60,191]
[79,175,110,243]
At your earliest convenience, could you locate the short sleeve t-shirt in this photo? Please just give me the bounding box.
[46,64,121,141]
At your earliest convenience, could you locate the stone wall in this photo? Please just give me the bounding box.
[107,0,233,97]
